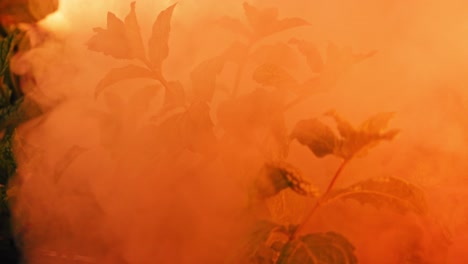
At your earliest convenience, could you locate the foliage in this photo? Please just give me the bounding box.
[83,1,439,263]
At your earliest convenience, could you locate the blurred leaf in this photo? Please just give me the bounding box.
[128,85,159,117]
[54,146,87,182]
[0,33,15,76]
[183,102,217,156]
[0,97,42,132]
[233,221,292,264]
[124,2,146,60]
[254,161,319,199]
[324,176,428,215]
[277,232,357,264]
[0,0,58,24]
[190,55,225,102]
[291,118,338,158]
[87,2,147,60]
[252,63,299,92]
[216,16,252,38]
[95,64,154,97]
[289,38,323,72]
[251,42,299,69]
[243,2,309,39]
[325,110,399,159]
[0,127,15,185]
[148,3,177,71]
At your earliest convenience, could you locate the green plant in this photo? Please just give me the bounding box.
[87,1,436,263]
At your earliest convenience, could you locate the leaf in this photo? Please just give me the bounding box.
[190,56,225,102]
[278,232,357,264]
[233,221,291,264]
[87,2,147,60]
[148,3,177,71]
[216,16,252,38]
[252,63,299,92]
[0,97,42,132]
[0,33,16,76]
[221,41,250,65]
[95,64,154,97]
[124,2,146,60]
[359,112,395,134]
[289,38,323,72]
[254,161,320,199]
[243,2,309,38]
[0,127,16,185]
[291,118,338,158]
[54,146,87,182]
[87,12,130,59]
[163,81,185,109]
[182,102,217,156]
[0,0,58,24]
[323,176,428,215]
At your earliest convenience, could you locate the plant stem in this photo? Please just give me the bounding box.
[289,158,351,240]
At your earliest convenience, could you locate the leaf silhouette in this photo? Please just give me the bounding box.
[95,64,154,97]
[289,38,323,72]
[190,56,225,102]
[243,2,309,39]
[252,63,299,92]
[323,177,428,215]
[255,161,319,199]
[216,16,252,39]
[124,2,146,60]
[277,232,357,264]
[87,2,146,60]
[291,118,338,158]
[0,127,16,185]
[0,33,15,76]
[54,146,87,182]
[148,3,177,71]
[251,42,299,69]
[163,81,185,110]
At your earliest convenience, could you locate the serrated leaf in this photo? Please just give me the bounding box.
[254,161,319,199]
[243,2,309,38]
[148,3,177,71]
[291,118,338,158]
[54,146,87,182]
[95,64,154,97]
[289,38,323,72]
[252,63,299,92]
[324,176,428,215]
[0,33,16,76]
[190,56,225,102]
[278,232,357,264]
[216,16,252,38]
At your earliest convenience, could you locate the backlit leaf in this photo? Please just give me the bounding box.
[95,64,154,97]
[359,112,395,134]
[278,232,357,264]
[252,63,299,92]
[190,56,225,102]
[254,161,319,199]
[324,176,428,215]
[148,3,177,71]
[291,118,338,158]
[54,146,87,182]
[289,38,323,72]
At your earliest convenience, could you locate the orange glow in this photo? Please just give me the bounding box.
[10,0,468,263]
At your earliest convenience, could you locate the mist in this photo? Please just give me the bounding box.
[8,0,468,263]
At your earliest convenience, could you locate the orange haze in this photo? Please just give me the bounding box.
[9,0,468,263]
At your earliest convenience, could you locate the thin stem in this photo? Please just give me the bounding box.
[289,157,351,240]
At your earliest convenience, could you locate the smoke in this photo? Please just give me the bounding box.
[8,0,468,263]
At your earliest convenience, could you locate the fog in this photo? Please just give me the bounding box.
[9,0,468,263]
